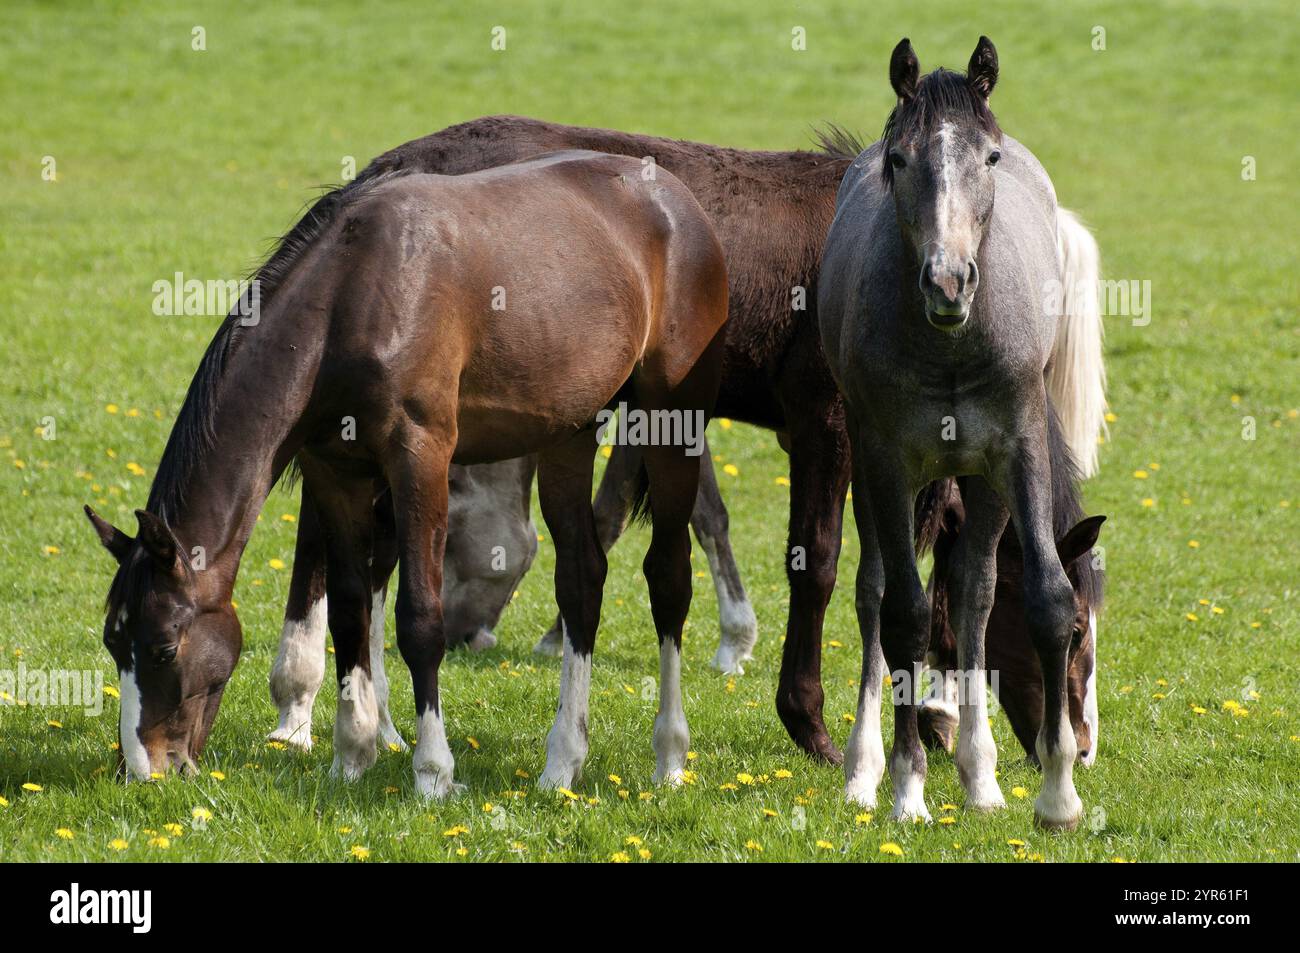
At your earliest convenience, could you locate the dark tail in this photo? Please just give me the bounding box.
[627,459,652,526]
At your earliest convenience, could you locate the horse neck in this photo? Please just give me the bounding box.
[150,313,322,605]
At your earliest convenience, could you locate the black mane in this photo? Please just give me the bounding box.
[880,68,1002,188]
[145,169,410,522]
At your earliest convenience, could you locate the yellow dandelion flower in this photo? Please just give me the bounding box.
[387,742,401,753]
[466,736,480,750]
[47,720,63,729]
[163,823,184,836]
[13,459,25,469]
[192,807,212,823]
[762,808,778,818]
[108,838,129,851]
[1008,838,1026,847]
[557,788,580,801]
[774,768,793,779]
[456,847,469,856]
[745,840,763,852]
[0,797,8,808]
[625,835,643,846]
[103,685,120,699]
[22,783,42,792]
[842,713,856,723]
[516,768,531,778]
[1104,411,1118,423]
[148,836,171,849]
[879,842,903,857]
[266,740,287,750]
[938,816,956,825]
[268,558,286,570]
[1187,540,1199,549]
[816,840,834,850]
[55,828,74,840]
[638,848,651,860]
[722,464,739,477]
[1011,786,1028,799]
[1132,470,1148,479]
[1211,606,1224,615]
[855,813,872,825]
[1186,613,1199,622]
[618,789,630,800]
[105,404,119,414]
[608,773,622,785]
[281,513,296,522]
[442,825,468,837]
[719,782,738,791]
[1190,705,1207,715]
[610,851,631,863]
[737,772,755,785]
[638,792,654,801]
[775,476,790,487]
[43,545,61,556]
[349,845,370,860]
[1141,498,1155,508]
[209,770,226,781]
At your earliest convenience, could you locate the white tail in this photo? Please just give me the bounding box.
[1049,207,1107,478]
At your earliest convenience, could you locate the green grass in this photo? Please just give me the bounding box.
[1,0,1297,862]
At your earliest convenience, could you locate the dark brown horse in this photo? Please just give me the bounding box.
[266,115,1106,768]
[85,151,729,795]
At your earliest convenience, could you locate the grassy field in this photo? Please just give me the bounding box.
[1,0,1297,862]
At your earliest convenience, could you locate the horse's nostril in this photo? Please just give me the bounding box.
[966,259,979,289]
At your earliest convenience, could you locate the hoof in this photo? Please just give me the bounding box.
[268,724,314,752]
[330,751,377,782]
[1034,797,1083,831]
[891,800,932,824]
[711,642,752,676]
[415,767,464,801]
[844,781,879,810]
[466,628,498,653]
[537,765,581,791]
[964,791,1007,813]
[532,629,563,658]
[917,705,957,754]
[782,715,844,765]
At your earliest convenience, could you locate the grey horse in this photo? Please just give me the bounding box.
[818,37,1092,829]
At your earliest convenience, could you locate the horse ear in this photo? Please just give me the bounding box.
[134,509,180,571]
[84,505,132,563]
[967,35,999,99]
[1057,515,1106,566]
[889,38,920,103]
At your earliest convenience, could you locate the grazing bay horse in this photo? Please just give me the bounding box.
[263,115,1107,767]
[819,38,1097,827]
[86,151,728,795]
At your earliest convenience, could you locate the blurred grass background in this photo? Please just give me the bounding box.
[0,0,1296,861]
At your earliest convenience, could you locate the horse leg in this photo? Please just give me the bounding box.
[1003,433,1083,829]
[536,432,606,789]
[386,432,459,800]
[843,444,887,808]
[860,452,930,822]
[299,467,380,781]
[368,488,405,750]
[946,477,1009,812]
[690,438,759,675]
[775,413,851,764]
[533,440,638,657]
[268,484,327,750]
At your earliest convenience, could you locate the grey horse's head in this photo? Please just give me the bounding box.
[881,37,1004,332]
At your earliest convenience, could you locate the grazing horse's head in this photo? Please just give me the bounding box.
[84,506,242,780]
[881,36,1003,332]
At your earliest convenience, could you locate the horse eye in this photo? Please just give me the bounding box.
[889,152,906,171]
[987,151,1001,166]
[154,644,178,665]
[1070,626,1084,647]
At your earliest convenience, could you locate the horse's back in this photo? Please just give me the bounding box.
[319,151,725,462]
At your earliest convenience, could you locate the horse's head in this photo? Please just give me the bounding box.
[84,506,242,780]
[882,36,1003,332]
[986,515,1106,767]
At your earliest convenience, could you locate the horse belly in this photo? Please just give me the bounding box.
[451,307,645,463]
